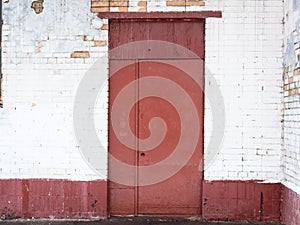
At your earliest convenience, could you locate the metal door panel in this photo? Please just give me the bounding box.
[137,59,203,215]
[109,59,138,215]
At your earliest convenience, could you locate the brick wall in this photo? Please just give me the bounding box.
[0,0,109,180]
[0,0,291,221]
[204,0,283,181]
[280,1,300,224]
[0,0,284,184]
[283,0,300,188]
[91,0,205,13]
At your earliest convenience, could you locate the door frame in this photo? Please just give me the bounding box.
[101,11,222,218]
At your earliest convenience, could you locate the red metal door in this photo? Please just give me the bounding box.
[108,19,205,216]
[137,59,203,215]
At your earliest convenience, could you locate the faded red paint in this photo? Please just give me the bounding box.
[108,19,205,216]
[98,11,222,19]
[0,179,107,219]
[137,60,203,215]
[0,179,294,222]
[109,19,205,58]
[202,181,282,222]
[281,185,300,225]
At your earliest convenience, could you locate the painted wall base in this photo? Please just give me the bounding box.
[281,185,300,225]
[202,181,281,222]
[0,179,107,219]
[1,179,300,224]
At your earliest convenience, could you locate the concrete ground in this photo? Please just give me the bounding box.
[0,217,283,225]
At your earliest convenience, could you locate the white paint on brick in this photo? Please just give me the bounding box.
[1,0,108,181]
[204,0,284,181]
[0,0,285,183]
[283,0,300,195]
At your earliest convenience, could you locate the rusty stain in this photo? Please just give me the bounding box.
[31,0,44,14]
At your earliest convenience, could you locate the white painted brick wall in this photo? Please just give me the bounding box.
[0,0,108,181]
[204,0,283,181]
[282,0,300,195]
[0,0,284,182]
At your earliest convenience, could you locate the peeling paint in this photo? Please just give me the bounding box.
[31,0,44,14]
[284,34,297,68]
[4,0,102,54]
[294,0,300,10]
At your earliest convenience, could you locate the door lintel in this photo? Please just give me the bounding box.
[98,11,222,20]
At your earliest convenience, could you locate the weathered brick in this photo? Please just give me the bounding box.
[91,1,109,7]
[91,7,109,12]
[294,68,300,76]
[186,0,205,6]
[166,0,186,6]
[94,40,107,46]
[138,7,147,12]
[101,24,109,30]
[138,1,147,7]
[111,1,127,7]
[71,51,90,58]
[288,88,298,96]
[284,66,290,74]
[118,6,128,12]
[84,36,94,41]
[284,84,289,91]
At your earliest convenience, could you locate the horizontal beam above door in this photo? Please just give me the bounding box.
[98,11,222,20]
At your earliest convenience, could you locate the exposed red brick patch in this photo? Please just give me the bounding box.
[71,51,90,58]
[94,40,107,46]
[111,1,128,7]
[118,7,128,12]
[138,7,147,12]
[284,84,289,91]
[91,1,109,7]
[91,7,109,12]
[101,24,109,30]
[138,1,147,7]
[167,0,205,7]
[166,0,186,6]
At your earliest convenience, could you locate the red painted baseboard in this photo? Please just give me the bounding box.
[0,179,107,219]
[1,179,299,223]
[202,180,282,222]
[281,185,300,225]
